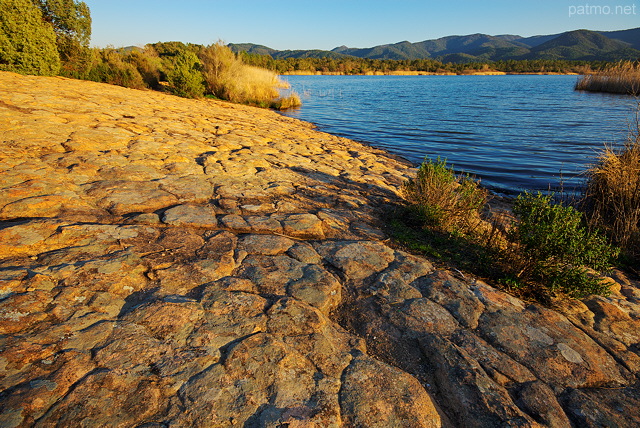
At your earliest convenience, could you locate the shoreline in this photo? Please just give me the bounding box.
[281,71,580,76]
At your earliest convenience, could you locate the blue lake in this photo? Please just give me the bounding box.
[280,75,637,195]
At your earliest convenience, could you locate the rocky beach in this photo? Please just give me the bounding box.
[1,71,639,427]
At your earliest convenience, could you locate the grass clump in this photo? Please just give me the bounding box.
[583,105,640,267]
[575,61,640,95]
[402,157,488,234]
[508,192,619,297]
[199,42,301,109]
[271,91,302,110]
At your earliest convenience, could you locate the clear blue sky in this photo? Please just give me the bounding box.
[85,0,639,49]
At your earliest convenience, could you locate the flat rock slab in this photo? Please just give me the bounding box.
[316,240,396,281]
[162,204,218,228]
[1,72,640,428]
[282,213,325,239]
[238,234,295,255]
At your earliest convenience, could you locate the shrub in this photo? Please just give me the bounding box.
[167,49,205,98]
[402,157,487,233]
[583,103,640,262]
[575,61,640,95]
[125,47,163,89]
[0,0,61,76]
[85,48,145,88]
[509,192,619,297]
[199,42,237,99]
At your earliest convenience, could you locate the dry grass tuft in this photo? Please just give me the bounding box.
[402,157,488,234]
[271,91,302,110]
[199,42,300,109]
[583,103,640,260]
[576,61,640,95]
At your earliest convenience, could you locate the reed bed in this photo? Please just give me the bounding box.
[199,43,300,109]
[575,61,640,95]
[583,103,640,263]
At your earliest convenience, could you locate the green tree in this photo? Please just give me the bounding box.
[0,0,60,75]
[34,0,92,76]
[35,0,91,46]
[167,49,204,98]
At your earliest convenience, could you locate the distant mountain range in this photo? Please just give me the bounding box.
[229,28,640,62]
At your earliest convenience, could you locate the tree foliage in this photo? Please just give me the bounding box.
[237,53,601,75]
[34,0,92,76]
[35,0,91,46]
[0,0,60,75]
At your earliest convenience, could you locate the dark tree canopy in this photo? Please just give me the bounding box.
[35,0,92,47]
[0,0,61,75]
[33,0,92,76]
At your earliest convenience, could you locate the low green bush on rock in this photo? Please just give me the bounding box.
[508,192,619,297]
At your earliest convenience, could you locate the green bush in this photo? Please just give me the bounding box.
[167,49,205,98]
[85,48,145,88]
[125,48,163,89]
[402,157,487,233]
[397,162,620,300]
[509,192,619,297]
[0,0,61,75]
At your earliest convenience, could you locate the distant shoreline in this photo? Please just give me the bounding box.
[281,71,580,76]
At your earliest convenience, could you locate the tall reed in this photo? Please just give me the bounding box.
[575,61,640,95]
[199,42,301,109]
[583,103,640,262]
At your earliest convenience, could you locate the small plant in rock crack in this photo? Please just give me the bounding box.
[402,157,487,235]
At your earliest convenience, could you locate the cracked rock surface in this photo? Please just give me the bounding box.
[1,72,639,427]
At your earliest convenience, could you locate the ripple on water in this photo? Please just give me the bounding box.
[281,75,633,195]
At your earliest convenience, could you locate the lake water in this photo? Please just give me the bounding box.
[280,75,637,195]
